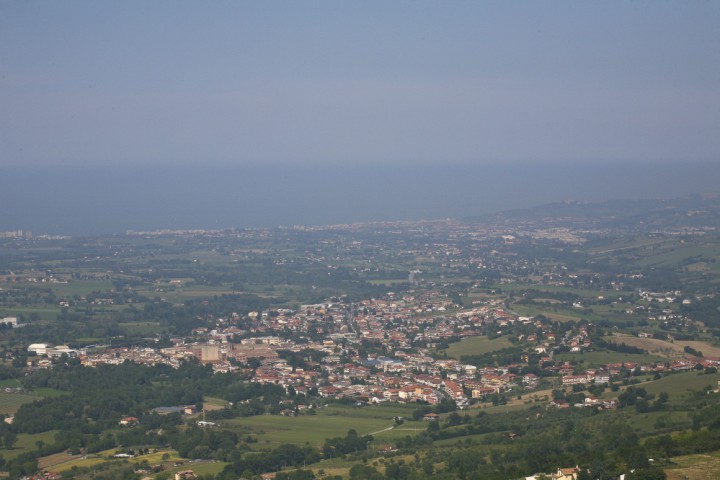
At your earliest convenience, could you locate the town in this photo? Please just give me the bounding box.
[1,195,720,479]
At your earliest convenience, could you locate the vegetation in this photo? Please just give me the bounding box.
[1,195,720,478]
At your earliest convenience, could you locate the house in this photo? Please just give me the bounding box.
[1,317,17,327]
[174,471,197,480]
[28,343,49,355]
[525,466,580,480]
[554,466,581,480]
[423,413,440,421]
[472,387,497,398]
[594,373,610,384]
[119,416,139,426]
[562,375,589,385]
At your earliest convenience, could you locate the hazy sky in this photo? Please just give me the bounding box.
[3,1,719,168]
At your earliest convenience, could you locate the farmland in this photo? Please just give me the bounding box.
[0,196,719,478]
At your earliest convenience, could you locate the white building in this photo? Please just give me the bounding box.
[28,343,49,355]
[1,317,18,327]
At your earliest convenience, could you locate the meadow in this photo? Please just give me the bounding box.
[554,350,666,367]
[441,335,514,359]
[222,404,422,449]
[0,391,41,415]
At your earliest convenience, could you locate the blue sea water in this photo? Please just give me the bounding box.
[1,162,718,235]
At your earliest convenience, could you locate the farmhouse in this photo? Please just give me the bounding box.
[119,416,139,426]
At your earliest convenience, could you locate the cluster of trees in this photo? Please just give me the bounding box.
[322,429,373,458]
[219,443,320,479]
[595,338,647,355]
[0,359,309,475]
[460,345,525,368]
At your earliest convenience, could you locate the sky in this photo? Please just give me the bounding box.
[2,1,719,168]
[1,2,719,233]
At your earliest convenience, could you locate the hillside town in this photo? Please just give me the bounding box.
[24,289,717,414]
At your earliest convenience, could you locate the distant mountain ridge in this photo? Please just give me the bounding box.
[463,194,720,231]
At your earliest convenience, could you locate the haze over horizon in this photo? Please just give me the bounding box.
[2,2,719,233]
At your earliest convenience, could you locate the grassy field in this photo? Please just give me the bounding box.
[222,404,421,448]
[585,237,670,256]
[204,396,231,410]
[510,304,583,323]
[626,410,691,435]
[38,447,198,478]
[0,430,58,461]
[442,335,514,359]
[2,306,60,321]
[554,350,666,367]
[48,279,115,296]
[162,460,228,478]
[634,242,720,269]
[33,387,70,398]
[676,340,720,358]
[606,335,720,359]
[639,370,720,398]
[118,321,167,335]
[367,279,409,286]
[491,283,615,298]
[666,452,720,480]
[0,391,41,415]
[39,451,96,471]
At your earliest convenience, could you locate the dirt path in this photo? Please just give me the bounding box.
[368,425,394,435]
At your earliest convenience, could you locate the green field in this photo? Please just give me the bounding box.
[554,350,666,367]
[627,410,691,435]
[222,404,421,448]
[0,391,41,415]
[162,460,228,478]
[118,321,167,335]
[48,279,115,296]
[640,371,720,398]
[492,283,620,299]
[2,306,61,321]
[0,430,58,461]
[33,387,70,398]
[442,335,514,359]
[666,451,720,480]
[367,279,409,286]
[633,242,720,269]
[509,304,584,323]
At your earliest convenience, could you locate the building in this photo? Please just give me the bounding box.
[28,343,49,355]
[1,317,17,327]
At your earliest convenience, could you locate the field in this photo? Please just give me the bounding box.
[118,321,167,335]
[676,340,720,358]
[625,410,691,435]
[203,396,231,410]
[162,460,228,478]
[606,335,720,359]
[554,350,666,367]
[0,430,58,461]
[442,335,513,359]
[222,404,421,448]
[509,304,583,323]
[37,447,207,478]
[639,370,720,398]
[0,391,41,415]
[666,452,720,480]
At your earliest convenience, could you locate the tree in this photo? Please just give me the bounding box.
[349,464,383,480]
[626,465,666,480]
[2,431,16,449]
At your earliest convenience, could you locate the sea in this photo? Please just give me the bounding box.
[1,162,718,235]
